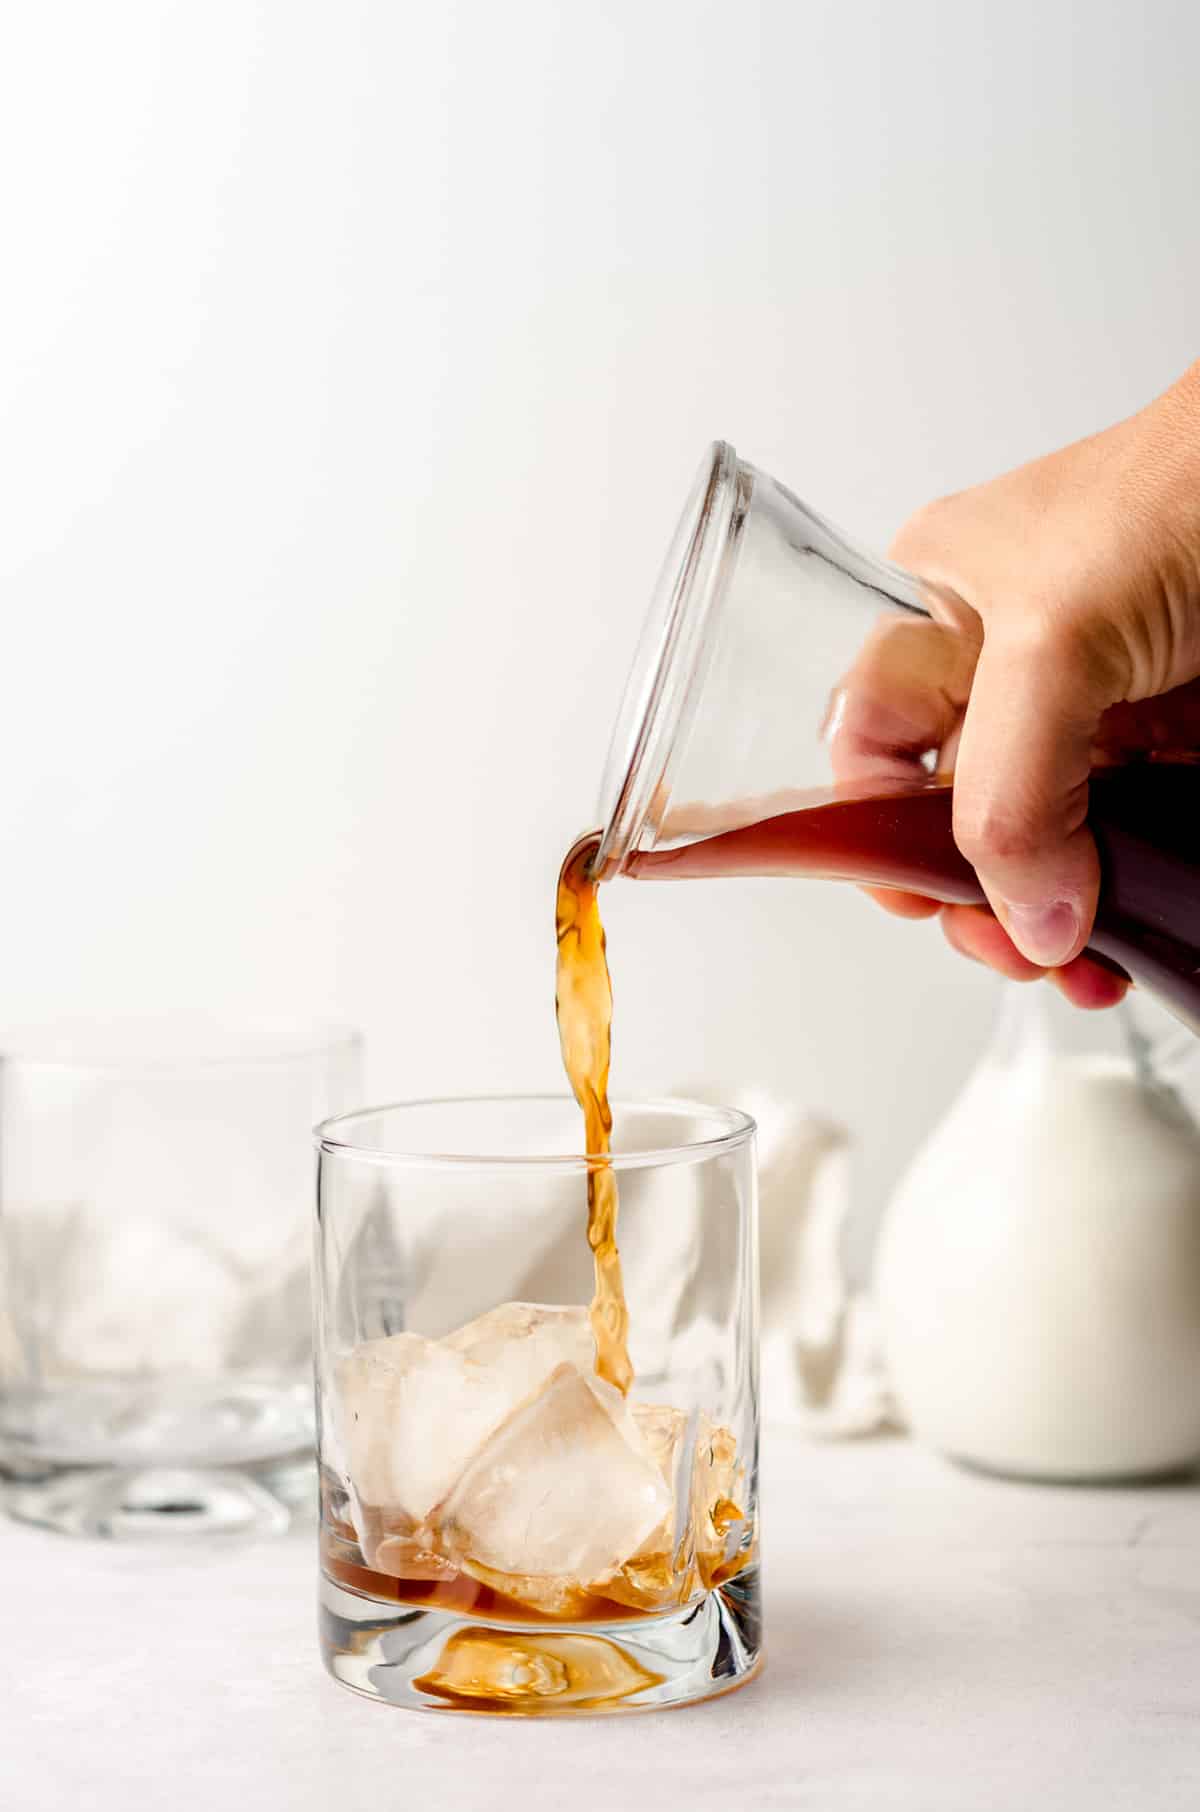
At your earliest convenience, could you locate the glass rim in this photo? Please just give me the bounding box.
[313,1091,756,1171]
[0,1015,363,1078]
[593,440,746,880]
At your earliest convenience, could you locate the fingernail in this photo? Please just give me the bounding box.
[820,686,847,744]
[1001,900,1081,967]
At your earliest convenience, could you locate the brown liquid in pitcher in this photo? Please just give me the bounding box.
[554,832,632,1396]
[626,764,1200,1030]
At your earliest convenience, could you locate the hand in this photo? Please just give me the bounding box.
[830,362,1200,1008]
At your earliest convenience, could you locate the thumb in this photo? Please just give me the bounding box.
[951,629,1110,966]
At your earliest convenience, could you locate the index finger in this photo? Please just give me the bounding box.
[827,613,979,788]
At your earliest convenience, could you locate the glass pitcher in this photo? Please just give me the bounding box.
[593,442,1200,1027]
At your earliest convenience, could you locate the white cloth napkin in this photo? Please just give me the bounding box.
[677,1082,900,1437]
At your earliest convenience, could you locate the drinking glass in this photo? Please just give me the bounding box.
[0,1016,363,1537]
[315,1094,761,1715]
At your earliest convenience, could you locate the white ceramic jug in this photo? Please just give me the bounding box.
[874,985,1200,1482]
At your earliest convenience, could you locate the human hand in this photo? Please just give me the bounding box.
[828,362,1200,1008]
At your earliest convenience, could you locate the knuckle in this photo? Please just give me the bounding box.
[995,593,1131,699]
[887,497,956,569]
[953,799,1042,870]
[988,595,1072,658]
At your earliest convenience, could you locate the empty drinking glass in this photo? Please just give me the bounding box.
[315,1094,761,1714]
[0,1016,362,1537]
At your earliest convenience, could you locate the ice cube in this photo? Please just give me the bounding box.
[445,1557,594,1619]
[607,1410,751,1610]
[336,1332,518,1537]
[632,1401,689,1486]
[692,1415,746,1587]
[336,1303,597,1565]
[443,1301,595,1397]
[603,1402,690,1612]
[436,1363,671,1586]
[372,1534,460,1584]
[21,1207,243,1375]
[629,1401,688,1557]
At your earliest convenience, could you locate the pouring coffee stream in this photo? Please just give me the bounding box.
[554,831,631,1396]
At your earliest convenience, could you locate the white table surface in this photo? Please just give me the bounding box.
[4,1433,1199,1812]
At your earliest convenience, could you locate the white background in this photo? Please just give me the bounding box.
[1,0,1197,1253]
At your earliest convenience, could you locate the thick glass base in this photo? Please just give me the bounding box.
[2,1451,313,1538]
[320,1564,762,1715]
[0,1375,313,1537]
